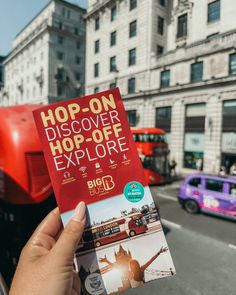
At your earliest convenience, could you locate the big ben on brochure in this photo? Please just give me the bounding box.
[33,88,175,295]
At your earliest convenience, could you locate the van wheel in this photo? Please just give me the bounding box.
[129,230,136,237]
[95,241,101,247]
[184,199,199,214]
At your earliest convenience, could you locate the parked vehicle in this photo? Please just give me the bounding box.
[179,173,236,220]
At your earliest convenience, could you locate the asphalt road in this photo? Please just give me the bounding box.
[123,181,236,295]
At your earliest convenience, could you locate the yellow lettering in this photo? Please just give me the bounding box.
[113,123,122,137]
[50,140,63,156]
[41,110,55,127]
[74,134,84,148]
[68,103,80,119]
[102,94,116,111]
[55,107,69,123]
[90,98,102,114]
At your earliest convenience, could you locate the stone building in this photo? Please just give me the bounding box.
[85,0,236,174]
[2,0,86,106]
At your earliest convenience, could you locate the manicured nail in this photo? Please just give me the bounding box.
[72,201,86,222]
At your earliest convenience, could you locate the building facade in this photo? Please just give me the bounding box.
[85,0,236,175]
[0,56,6,92]
[2,0,86,106]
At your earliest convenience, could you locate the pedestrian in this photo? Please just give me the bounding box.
[230,163,236,176]
[9,202,86,295]
[219,166,226,176]
[169,159,177,176]
[196,158,203,171]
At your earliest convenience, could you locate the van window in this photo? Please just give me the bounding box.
[206,179,223,193]
[230,183,236,197]
[188,177,201,188]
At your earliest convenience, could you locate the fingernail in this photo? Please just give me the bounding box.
[72,201,86,222]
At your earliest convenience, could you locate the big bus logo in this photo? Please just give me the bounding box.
[87,175,115,196]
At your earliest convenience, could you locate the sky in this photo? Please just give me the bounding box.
[0,0,88,56]
[61,186,154,225]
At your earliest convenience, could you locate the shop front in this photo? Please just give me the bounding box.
[221,132,236,174]
[184,133,205,170]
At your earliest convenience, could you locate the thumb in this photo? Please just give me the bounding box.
[52,202,86,261]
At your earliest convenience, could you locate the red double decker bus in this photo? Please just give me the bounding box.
[132,128,170,185]
[78,213,147,251]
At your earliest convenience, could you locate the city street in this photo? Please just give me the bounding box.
[125,181,236,295]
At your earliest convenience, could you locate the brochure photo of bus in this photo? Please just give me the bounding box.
[62,186,161,252]
[61,186,175,294]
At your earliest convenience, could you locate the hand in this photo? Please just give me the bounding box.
[99,255,109,264]
[158,246,168,255]
[9,202,86,295]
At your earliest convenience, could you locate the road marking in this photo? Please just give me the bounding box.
[161,218,182,229]
[86,138,92,142]
[228,244,236,250]
[82,108,89,112]
[157,193,178,202]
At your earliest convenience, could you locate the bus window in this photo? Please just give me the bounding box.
[133,133,167,143]
[135,219,143,226]
[111,225,120,233]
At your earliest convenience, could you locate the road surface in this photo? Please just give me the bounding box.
[124,181,236,295]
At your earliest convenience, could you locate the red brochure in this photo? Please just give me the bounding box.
[33,88,175,295]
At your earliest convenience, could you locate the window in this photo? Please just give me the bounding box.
[94,87,99,93]
[75,72,81,81]
[206,179,223,193]
[58,36,64,44]
[76,41,81,49]
[230,183,236,196]
[157,45,164,56]
[191,62,203,83]
[129,48,136,66]
[222,100,236,132]
[56,68,65,80]
[62,7,66,17]
[229,53,236,75]
[126,110,137,127]
[58,22,63,30]
[208,0,220,23]
[74,27,79,35]
[75,56,81,64]
[57,51,64,60]
[185,103,206,132]
[129,20,137,38]
[57,85,64,96]
[110,31,116,46]
[111,5,117,21]
[128,77,135,94]
[177,14,187,38]
[130,0,137,10]
[94,63,99,77]
[95,17,100,30]
[160,70,170,88]
[159,0,165,6]
[157,16,164,35]
[110,56,117,72]
[109,82,116,89]
[67,10,71,19]
[189,178,201,188]
[95,40,100,54]
[155,106,171,132]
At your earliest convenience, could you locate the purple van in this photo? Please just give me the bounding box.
[179,173,236,220]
